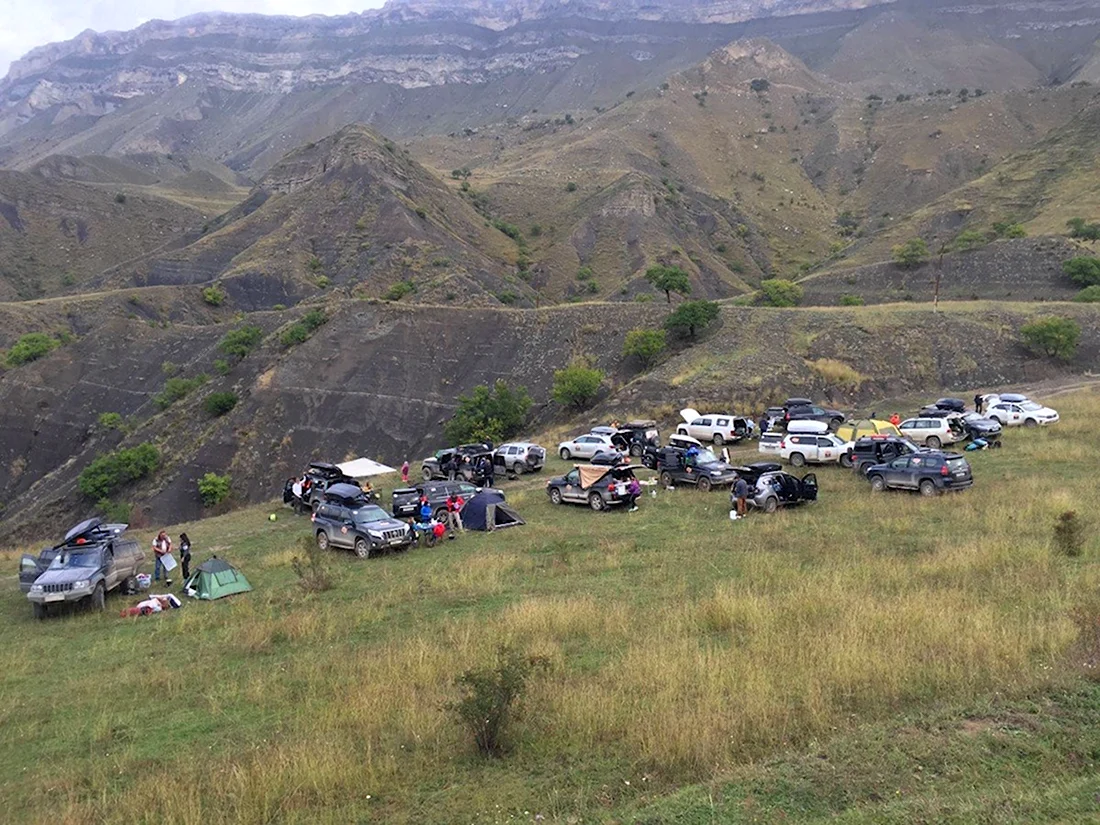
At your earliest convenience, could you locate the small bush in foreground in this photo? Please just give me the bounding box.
[197,472,231,508]
[839,294,865,306]
[78,443,160,500]
[1062,257,1100,287]
[97,412,125,431]
[892,238,929,268]
[204,392,239,417]
[4,333,59,367]
[384,281,416,301]
[664,300,720,339]
[446,646,548,757]
[291,536,335,593]
[1052,511,1084,558]
[1020,317,1080,362]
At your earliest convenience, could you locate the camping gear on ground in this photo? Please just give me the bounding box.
[461,490,525,531]
[834,419,900,443]
[136,573,151,590]
[337,457,397,478]
[120,593,182,617]
[183,557,252,600]
[964,437,1001,451]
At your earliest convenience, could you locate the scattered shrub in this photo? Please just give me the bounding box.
[1062,257,1100,287]
[279,308,328,347]
[316,275,331,289]
[495,291,518,305]
[645,264,691,304]
[552,359,605,410]
[155,375,208,409]
[4,333,59,367]
[291,536,335,593]
[95,498,131,523]
[1052,511,1084,557]
[202,285,227,306]
[204,391,239,417]
[78,443,160,500]
[992,221,1027,239]
[839,294,865,306]
[750,78,770,93]
[414,207,427,219]
[759,279,804,307]
[214,358,231,376]
[892,238,929,268]
[1066,217,1100,241]
[307,256,323,272]
[1020,317,1080,361]
[664,300,720,339]
[161,361,179,376]
[622,328,667,369]
[384,280,417,301]
[218,326,264,358]
[197,472,231,508]
[492,220,523,241]
[1073,285,1100,302]
[114,193,126,204]
[952,229,987,252]
[445,380,532,444]
[446,645,548,757]
[97,412,125,431]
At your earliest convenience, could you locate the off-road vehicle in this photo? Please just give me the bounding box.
[865,451,973,496]
[21,518,145,619]
[656,445,738,491]
[545,464,637,511]
[591,421,661,456]
[492,442,546,475]
[283,461,358,512]
[421,443,494,481]
[391,479,487,520]
[675,409,754,446]
[311,500,416,557]
[847,435,921,476]
[732,463,819,513]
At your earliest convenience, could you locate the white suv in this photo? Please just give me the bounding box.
[779,432,854,467]
[984,396,1059,428]
[897,417,966,448]
[558,433,615,460]
[677,408,755,445]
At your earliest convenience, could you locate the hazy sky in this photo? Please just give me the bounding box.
[0,0,387,79]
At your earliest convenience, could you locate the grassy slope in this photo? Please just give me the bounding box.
[1,390,1098,823]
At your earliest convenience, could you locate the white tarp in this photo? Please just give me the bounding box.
[337,458,397,478]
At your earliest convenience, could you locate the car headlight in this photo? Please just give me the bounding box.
[72,580,90,590]
[711,471,723,477]
[30,584,44,593]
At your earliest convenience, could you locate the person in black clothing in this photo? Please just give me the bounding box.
[179,532,192,581]
[974,393,983,414]
[758,414,769,435]
[481,455,495,487]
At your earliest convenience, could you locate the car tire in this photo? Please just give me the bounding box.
[790,452,806,468]
[32,602,47,620]
[840,453,853,469]
[990,416,1004,426]
[869,475,886,493]
[513,462,525,475]
[697,476,712,492]
[830,417,843,432]
[1024,418,1038,428]
[316,531,330,551]
[660,471,674,488]
[549,488,563,505]
[919,479,938,497]
[560,448,572,460]
[713,434,724,446]
[764,496,779,514]
[630,444,643,457]
[588,492,605,511]
[422,466,433,480]
[353,538,371,559]
[122,576,137,595]
[926,436,942,449]
[91,583,105,612]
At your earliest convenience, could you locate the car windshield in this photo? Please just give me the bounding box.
[350,506,390,525]
[1020,401,1044,412]
[49,550,102,569]
[696,449,720,463]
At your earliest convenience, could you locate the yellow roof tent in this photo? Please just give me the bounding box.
[835,419,900,442]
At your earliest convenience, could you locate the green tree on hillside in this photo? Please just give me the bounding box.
[622,328,667,369]
[892,238,929,268]
[1066,217,1100,241]
[445,381,532,444]
[1020,317,1080,362]
[645,265,691,304]
[552,359,604,410]
[759,279,804,307]
[663,300,720,339]
[4,333,59,368]
[1073,286,1100,302]
[952,229,987,252]
[1062,257,1100,286]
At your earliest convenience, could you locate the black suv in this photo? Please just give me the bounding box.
[847,435,920,476]
[656,446,738,492]
[392,479,485,520]
[778,398,846,430]
[311,500,416,557]
[591,421,661,457]
[545,464,637,511]
[283,462,357,512]
[421,443,494,482]
[865,451,973,496]
[918,397,966,416]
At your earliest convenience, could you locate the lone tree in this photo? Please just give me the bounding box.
[622,328,667,369]
[645,264,691,304]
[759,279,804,307]
[892,238,930,268]
[1020,316,1080,362]
[445,380,532,444]
[552,359,604,410]
[664,300,720,339]
[1062,256,1100,287]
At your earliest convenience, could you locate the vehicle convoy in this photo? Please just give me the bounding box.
[391,479,491,520]
[656,445,739,491]
[312,499,416,557]
[847,435,921,476]
[283,461,358,512]
[493,442,546,475]
[558,432,616,460]
[982,394,1060,428]
[20,518,145,619]
[733,463,818,513]
[546,464,638,510]
[422,443,495,481]
[865,451,974,496]
[897,416,967,449]
[676,409,755,446]
[775,421,854,467]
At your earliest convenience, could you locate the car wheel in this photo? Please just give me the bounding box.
[713,434,724,446]
[588,492,605,511]
[316,531,330,551]
[513,462,525,475]
[926,436,941,449]
[421,466,433,480]
[764,496,778,514]
[353,538,372,559]
[433,506,448,522]
[990,415,1004,426]
[630,444,643,457]
[660,471,674,488]
[697,476,713,492]
[32,602,47,620]
[560,448,572,460]
[830,417,843,432]
[789,452,806,468]
[91,583,106,612]
[1024,418,1038,428]
[549,488,563,505]
[919,479,938,497]
[869,475,886,493]
[840,453,853,469]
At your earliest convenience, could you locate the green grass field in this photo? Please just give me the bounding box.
[1,391,1098,824]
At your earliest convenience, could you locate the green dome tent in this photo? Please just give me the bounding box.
[184,557,252,600]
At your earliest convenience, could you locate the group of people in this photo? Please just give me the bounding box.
[151,530,192,588]
[412,491,467,543]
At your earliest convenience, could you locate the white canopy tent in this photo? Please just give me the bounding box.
[337,457,397,478]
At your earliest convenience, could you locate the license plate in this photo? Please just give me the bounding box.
[955,473,967,478]
[44,593,64,603]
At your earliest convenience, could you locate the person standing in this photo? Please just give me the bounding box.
[401,459,410,484]
[446,493,465,533]
[152,530,173,586]
[179,533,192,582]
[732,475,750,519]
[627,476,641,512]
[889,413,901,427]
[758,414,769,436]
[974,393,983,415]
[481,455,495,488]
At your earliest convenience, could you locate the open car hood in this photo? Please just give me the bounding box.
[680,408,700,423]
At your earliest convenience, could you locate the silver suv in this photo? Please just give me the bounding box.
[493,442,546,475]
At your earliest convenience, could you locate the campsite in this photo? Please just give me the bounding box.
[1,387,1097,823]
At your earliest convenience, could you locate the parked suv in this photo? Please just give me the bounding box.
[283,461,357,512]
[781,398,846,430]
[591,420,661,456]
[392,479,486,520]
[984,397,1060,428]
[676,409,755,446]
[312,500,416,557]
[865,451,973,496]
[656,446,738,491]
[898,417,966,449]
[545,464,637,511]
[733,463,818,513]
[421,443,494,481]
[847,435,920,476]
[778,432,854,467]
[493,442,546,475]
[21,518,145,619]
